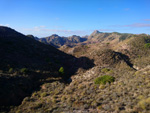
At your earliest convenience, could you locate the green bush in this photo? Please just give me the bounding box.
[94,75,115,85]
[8,68,13,73]
[59,67,65,76]
[20,68,28,74]
[144,43,150,48]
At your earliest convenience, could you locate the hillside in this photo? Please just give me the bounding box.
[1,26,150,113]
[0,27,71,72]
[60,30,134,56]
[0,26,94,112]
[10,33,150,113]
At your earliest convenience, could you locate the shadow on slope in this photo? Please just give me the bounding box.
[0,26,95,112]
[0,56,95,112]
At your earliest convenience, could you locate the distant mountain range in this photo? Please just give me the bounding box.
[27,30,135,48]
[38,34,87,48]
[26,34,87,48]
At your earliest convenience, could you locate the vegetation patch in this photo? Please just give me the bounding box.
[144,43,150,48]
[58,67,65,76]
[8,68,14,73]
[94,75,115,85]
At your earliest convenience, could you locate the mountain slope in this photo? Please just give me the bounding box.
[10,33,150,113]
[0,27,67,71]
[2,26,150,113]
[0,26,72,108]
[39,34,87,48]
[0,26,94,111]
[37,30,133,49]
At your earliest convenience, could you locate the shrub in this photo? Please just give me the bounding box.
[8,68,13,73]
[58,67,65,76]
[94,75,115,85]
[20,68,28,74]
[144,43,150,48]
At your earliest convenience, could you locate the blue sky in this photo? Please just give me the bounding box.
[0,0,150,37]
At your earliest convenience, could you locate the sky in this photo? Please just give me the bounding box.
[0,0,150,37]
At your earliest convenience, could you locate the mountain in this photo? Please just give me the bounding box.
[87,31,133,43]
[2,26,150,113]
[88,30,103,39]
[10,32,150,113]
[41,30,133,50]
[0,27,71,71]
[39,34,87,48]
[0,26,71,108]
[91,30,102,35]
[68,35,87,43]
[60,31,134,55]
[0,26,94,111]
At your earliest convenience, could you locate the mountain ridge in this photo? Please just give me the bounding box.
[35,30,139,48]
[39,34,87,48]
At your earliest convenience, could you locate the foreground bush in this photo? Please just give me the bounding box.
[8,68,14,73]
[144,43,150,48]
[59,67,65,76]
[94,75,115,85]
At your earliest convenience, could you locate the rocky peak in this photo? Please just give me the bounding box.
[91,30,102,35]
